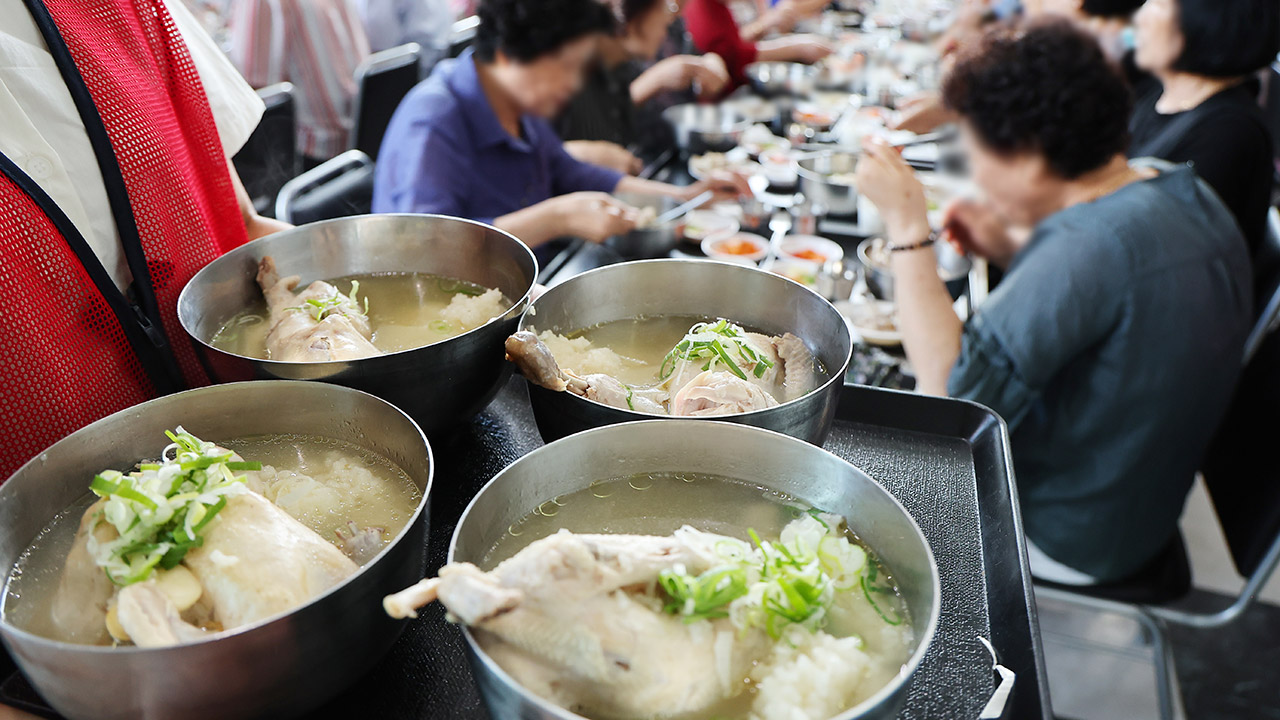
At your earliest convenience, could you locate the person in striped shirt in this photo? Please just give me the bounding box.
[227,0,372,164]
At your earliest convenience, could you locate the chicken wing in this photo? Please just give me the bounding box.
[257,255,381,362]
[384,529,770,719]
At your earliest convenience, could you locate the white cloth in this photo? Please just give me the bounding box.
[0,0,264,290]
[358,0,453,59]
[1026,537,1099,586]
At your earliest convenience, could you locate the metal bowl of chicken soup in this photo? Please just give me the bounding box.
[178,213,538,435]
[606,193,682,259]
[409,419,939,720]
[0,380,432,720]
[506,259,853,445]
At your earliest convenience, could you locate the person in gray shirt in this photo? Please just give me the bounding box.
[856,19,1251,585]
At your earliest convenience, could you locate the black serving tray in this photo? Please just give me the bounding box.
[0,379,1049,720]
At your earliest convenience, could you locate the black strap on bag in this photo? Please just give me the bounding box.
[0,0,187,394]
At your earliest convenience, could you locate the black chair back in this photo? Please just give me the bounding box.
[1262,64,1280,167]
[275,150,375,226]
[351,44,423,161]
[448,16,478,58]
[231,83,297,217]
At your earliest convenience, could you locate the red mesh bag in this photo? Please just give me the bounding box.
[0,0,250,478]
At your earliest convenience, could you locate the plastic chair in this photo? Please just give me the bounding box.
[231,82,297,217]
[447,16,478,58]
[275,150,375,226]
[350,43,423,161]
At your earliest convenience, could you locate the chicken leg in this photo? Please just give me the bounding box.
[505,332,669,413]
[257,256,381,362]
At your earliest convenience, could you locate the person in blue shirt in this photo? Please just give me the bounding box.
[856,20,1251,586]
[373,0,747,248]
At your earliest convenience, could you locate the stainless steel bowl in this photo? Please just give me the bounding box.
[663,103,751,154]
[450,419,941,720]
[517,259,853,444]
[178,214,538,435]
[607,194,680,259]
[856,238,973,301]
[814,62,859,92]
[744,61,817,98]
[797,151,861,216]
[0,381,433,720]
[720,95,781,125]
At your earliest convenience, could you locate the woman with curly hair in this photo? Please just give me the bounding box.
[857,19,1252,588]
[372,0,747,249]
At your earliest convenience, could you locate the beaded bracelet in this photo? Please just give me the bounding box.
[888,233,937,253]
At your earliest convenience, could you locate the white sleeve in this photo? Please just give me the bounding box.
[165,0,265,157]
[404,0,454,53]
[359,0,452,54]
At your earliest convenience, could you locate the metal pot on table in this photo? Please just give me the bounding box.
[663,103,751,155]
[0,381,433,720]
[797,150,861,217]
[451,419,941,720]
[178,213,538,435]
[515,259,853,445]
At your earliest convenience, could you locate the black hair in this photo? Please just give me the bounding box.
[1172,0,1280,78]
[942,18,1132,179]
[474,0,617,63]
[620,0,663,23]
[1080,0,1146,19]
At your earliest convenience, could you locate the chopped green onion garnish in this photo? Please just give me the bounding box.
[87,428,251,586]
[658,514,902,637]
[288,281,368,322]
[659,319,775,382]
[225,461,262,471]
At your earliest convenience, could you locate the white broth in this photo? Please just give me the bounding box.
[2,434,419,645]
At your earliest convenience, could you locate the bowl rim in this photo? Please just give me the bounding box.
[662,102,754,134]
[719,96,780,123]
[177,213,538,367]
[743,60,818,79]
[517,259,855,421]
[0,380,434,654]
[795,150,863,183]
[837,298,903,347]
[449,418,942,720]
[701,231,770,262]
[681,210,741,242]
[778,234,845,264]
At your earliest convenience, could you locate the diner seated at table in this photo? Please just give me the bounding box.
[556,0,731,172]
[856,19,1252,586]
[371,0,749,249]
[1127,0,1279,261]
[893,0,1145,134]
[681,0,835,93]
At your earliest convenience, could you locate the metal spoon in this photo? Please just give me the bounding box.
[654,190,715,226]
[766,209,793,264]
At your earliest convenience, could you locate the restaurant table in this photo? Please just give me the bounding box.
[0,375,1049,720]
